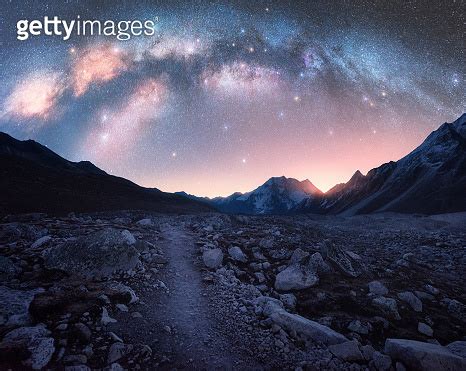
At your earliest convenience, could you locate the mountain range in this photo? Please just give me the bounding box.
[0,132,211,215]
[181,113,466,215]
[1,113,465,216]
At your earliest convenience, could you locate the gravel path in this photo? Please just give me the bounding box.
[114,223,262,370]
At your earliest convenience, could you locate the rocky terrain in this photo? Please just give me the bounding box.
[0,211,465,370]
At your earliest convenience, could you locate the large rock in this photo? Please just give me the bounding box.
[384,338,466,371]
[43,228,139,278]
[274,264,319,291]
[107,342,133,364]
[368,281,389,296]
[0,286,43,326]
[228,246,248,263]
[202,248,223,269]
[0,324,55,370]
[31,236,52,249]
[270,310,347,345]
[372,297,401,320]
[104,282,139,304]
[308,252,331,274]
[329,340,364,361]
[136,218,153,227]
[321,242,363,277]
[398,291,422,312]
[0,256,18,281]
[446,341,466,359]
[289,248,309,264]
[254,296,284,316]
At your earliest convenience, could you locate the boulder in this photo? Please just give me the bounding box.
[104,282,139,304]
[418,322,433,337]
[289,248,309,264]
[307,252,331,274]
[270,310,347,345]
[446,341,466,359]
[329,340,364,361]
[279,293,297,311]
[255,296,284,316]
[31,236,52,249]
[136,218,153,227]
[321,242,363,277]
[368,281,389,296]
[361,344,376,361]
[101,307,117,325]
[43,228,139,278]
[0,286,43,326]
[372,351,392,370]
[107,342,133,364]
[0,324,55,370]
[0,256,18,281]
[202,249,223,269]
[384,338,466,371]
[398,291,422,312]
[274,264,319,291]
[347,319,372,335]
[372,297,401,320]
[228,246,248,263]
[441,298,466,322]
[73,323,92,343]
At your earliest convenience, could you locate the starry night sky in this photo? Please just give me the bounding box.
[0,0,464,196]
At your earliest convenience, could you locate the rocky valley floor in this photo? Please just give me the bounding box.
[0,211,465,370]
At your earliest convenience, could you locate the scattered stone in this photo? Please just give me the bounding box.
[202,248,223,269]
[73,323,92,343]
[0,286,43,326]
[255,272,266,283]
[424,284,439,296]
[398,291,422,312]
[255,296,284,316]
[101,307,117,325]
[321,242,363,277]
[104,282,139,304]
[116,304,128,312]
[328,340,364,362]
[0,256,18,280]
[372,351,392,371]
[65,365,91,371]
[307,252,331,274]
[289,248,309,264]
[347,319,372,335]
[372,297,401,320]
[31,235,52,249]
[418,322,434,337]
[136,218,153,227]
[368,281,389,296]
[43,228,139,278]
[63,354,87,365]
[279,293,297,311]
[107,342,133,364]
[274,264,319,291]
[228,246,248,263]
[270,310,347,345]
[361,344,376,361]
[384,338,466,371]
[446,341,466,359]
[0,324,55,370]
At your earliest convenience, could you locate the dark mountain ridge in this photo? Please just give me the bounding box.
[296,113,466,215]
[0,132,212,215]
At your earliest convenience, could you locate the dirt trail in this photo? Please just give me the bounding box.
[114,224,260,370]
